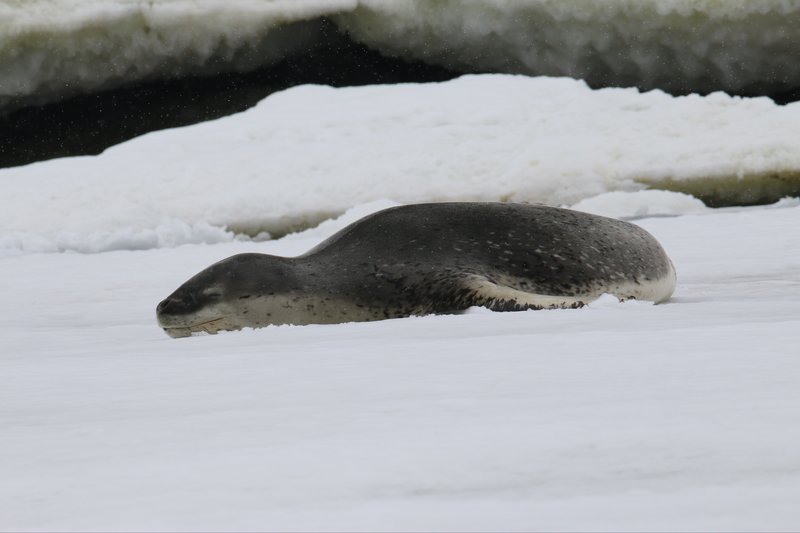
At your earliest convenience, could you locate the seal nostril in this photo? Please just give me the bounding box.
[157,293,202,316]
[157,297,179,314]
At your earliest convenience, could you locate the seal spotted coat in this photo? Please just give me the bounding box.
[156,202,676,337]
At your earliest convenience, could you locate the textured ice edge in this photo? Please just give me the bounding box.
[3,0,800,109]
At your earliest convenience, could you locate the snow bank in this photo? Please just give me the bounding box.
[337,0,800,94]
[3,0,800,110]
[0,0,352,110]
[1,75,799,256]
[570,190,709,219]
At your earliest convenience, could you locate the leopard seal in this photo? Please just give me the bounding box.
[156,202,676,338]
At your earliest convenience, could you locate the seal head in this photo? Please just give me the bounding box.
[156,253,294,338]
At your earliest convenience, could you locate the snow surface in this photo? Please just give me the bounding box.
[4,0,800,109]
[2,198,800,531]
[3,69,800,530]
[2,75,800,256]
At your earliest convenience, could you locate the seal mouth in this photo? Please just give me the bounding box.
[160,317,230,338]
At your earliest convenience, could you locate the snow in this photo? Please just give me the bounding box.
[571,190,709,219]
[3,68,800,529]
[4,0,800,109]
[2,199,800,531]
[336,0,800,94]
[0,0,352,109]
[2,75,800,256]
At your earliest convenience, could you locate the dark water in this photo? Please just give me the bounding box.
[1,20,798,170]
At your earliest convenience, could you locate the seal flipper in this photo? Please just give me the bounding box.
[460,274,589,312]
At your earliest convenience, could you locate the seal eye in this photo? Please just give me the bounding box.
[202,289,222,301]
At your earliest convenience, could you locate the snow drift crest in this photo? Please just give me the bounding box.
[3,0,800,111]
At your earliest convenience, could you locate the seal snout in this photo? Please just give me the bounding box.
[156,296,180,315]
[156,291,198,317]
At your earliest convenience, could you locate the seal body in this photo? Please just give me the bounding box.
[156,202,676,337]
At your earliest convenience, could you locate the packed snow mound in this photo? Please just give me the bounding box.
[570,191,709,219]
[1,74,799,256]
[337,0,800,95]
[280,199,402,243]
[3,0,800,110]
